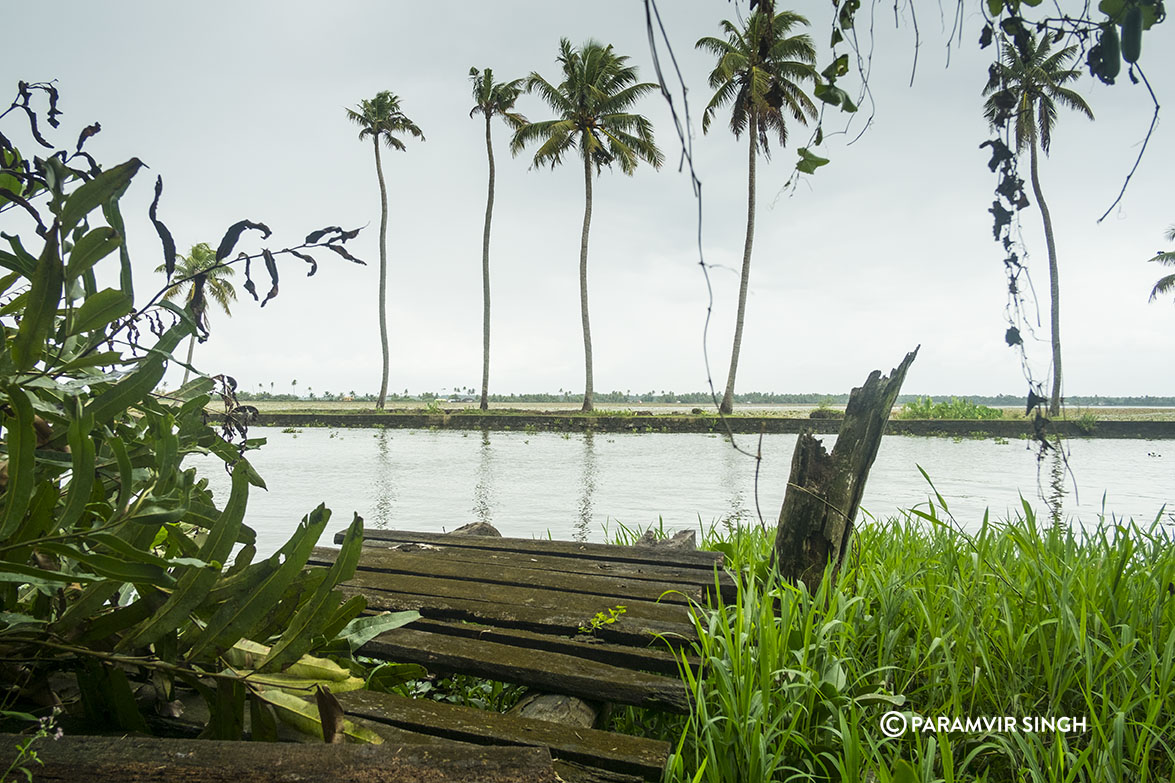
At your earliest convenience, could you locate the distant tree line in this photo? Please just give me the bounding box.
[231,390,1175,407]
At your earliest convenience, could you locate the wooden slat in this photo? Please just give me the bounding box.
[311,546,702,605]
[348,529,725,570]
[0,733,559,783]
[339,584,695,646]
[405,618,696,677]
[338,567,689,627]
[362,627,690,713]
[337,689,670,781]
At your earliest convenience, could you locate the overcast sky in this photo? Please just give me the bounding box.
[10,1,1175,398]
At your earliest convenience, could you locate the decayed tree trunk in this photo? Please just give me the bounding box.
[773,348,918,586]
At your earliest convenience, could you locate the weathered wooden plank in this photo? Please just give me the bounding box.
[0,733,558,783]
[338,583,696,646]
[405,618,697,677]
[310,546,703,605]
[346,529,724,570]
[337,567,689,627]
[553,760,647,783]
[362,627,690,713]
[337,689,670,781]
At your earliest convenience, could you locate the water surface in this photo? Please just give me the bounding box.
[192,428,1173,555]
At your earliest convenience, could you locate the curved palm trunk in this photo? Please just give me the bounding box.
[480,115,495,412]
[580,152,595,413]
[181,334,196,386]
[373,138,391,410]
[721,115,758,415]
[1029,142,1062,416]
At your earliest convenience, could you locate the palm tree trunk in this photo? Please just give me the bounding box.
[579,152,595,413]
[374,137,391,411]
[480,115,495,412]
[1029,142,1062,416]
[721,116,758,415]
[181,334,196,386]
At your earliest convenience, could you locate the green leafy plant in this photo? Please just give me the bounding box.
[0,81,409,742]
[578,604,627,634]
[897,396,1004,420]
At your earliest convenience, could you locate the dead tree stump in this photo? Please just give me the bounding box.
[773,348,918,586]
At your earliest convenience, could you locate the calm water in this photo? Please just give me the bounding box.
[192,427,1174,555]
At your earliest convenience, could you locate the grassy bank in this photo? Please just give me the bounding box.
[624,507,1175,782]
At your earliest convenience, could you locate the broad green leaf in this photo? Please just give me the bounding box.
[37,541,171,584]
[85,322,188,425]
[339,611,421,653]
[259,513,363,672]
[251,687,384,744]
[72,288,132,335]
[11,230,63,371]
[57,411,95,532]
[249,694,278,742]
[0,560,101,585]
[186,505,330,659]
[0,234,38,277]
[120,464,247,650]
[0,388,37,539]
[987,0,1004,15]
[318,594,367,642]
[60,158,142,234]
[796,147,831,175]
[76,659,149,732]
[65,227,121,282]
[211,678,245,740]
[366,662,428,693]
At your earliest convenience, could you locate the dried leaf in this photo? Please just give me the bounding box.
[149,176,177,279]
[260,248,279,307]
[216,220,272,261]
[75,122,101,153]
[289,250,318,277]
[323,244,365,265]
[315,685,345,744]
[241,252,258,301]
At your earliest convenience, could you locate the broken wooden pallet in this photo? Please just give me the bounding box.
[313,530,735,780]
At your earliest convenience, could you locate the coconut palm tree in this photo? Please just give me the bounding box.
[697,9,817,414]
[1148,224,1175,303]
[983,34,1092,416]
[347,91,424,410]
[470,67,526,412]
[155,242,236,386]
[512,39,663,412]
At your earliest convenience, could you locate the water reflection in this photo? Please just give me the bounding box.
[574,430,597,542]
[721,435,752,527]
[372,429,395,529]
[1043,447,1069,527]
[473,429,494,526]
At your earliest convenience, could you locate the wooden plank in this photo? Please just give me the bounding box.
[340,584,695,647]
[347,529,724,570]
[338,567,690,628]
[553,761,646,783]
[310,546,702,605]
[362,627,690,713]
[0,733,559,783]
[405,618,697,677]
[337,689,670,781]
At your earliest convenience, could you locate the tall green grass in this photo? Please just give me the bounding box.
[662,506,1175,782]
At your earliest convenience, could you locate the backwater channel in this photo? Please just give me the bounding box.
[191,427,1175,555]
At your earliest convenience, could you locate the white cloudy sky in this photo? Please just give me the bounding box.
[9,1,1175,398]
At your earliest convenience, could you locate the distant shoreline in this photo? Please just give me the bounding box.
[215,403,1175,439]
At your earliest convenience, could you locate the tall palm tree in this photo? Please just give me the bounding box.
[1148,224,1175,303]
[470,67,526,412]
[155,242,236,386]
[697,9,817,414]
[347,91,424,410]
[983,35,1092,416]
[512,39,663,412]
